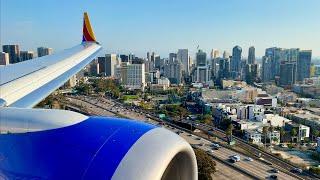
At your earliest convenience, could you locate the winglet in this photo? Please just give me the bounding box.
[82,12,97,43]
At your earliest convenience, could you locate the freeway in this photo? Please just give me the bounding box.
[64,95,302,180]
[179,119,318,180]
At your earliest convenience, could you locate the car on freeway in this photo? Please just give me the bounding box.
[187,134,192,137]
[207,150,214,154]
[211,143,220,150]
[269,174,278,179]
[245,157,253,162]
[195,137,201,140]
[230,155,240,163]
[292,167,303,174]
[270,169,279,173]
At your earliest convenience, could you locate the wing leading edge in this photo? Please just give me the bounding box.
[0,12,101,108]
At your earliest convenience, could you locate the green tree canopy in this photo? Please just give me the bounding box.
[194,149,216,180]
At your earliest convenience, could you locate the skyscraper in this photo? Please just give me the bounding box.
[231,46,242,78]
[265,47,282,79]
[164,60,182,84]
[105,54,118,77]
[0,52,9,65]
[297,50,312,82]
[2,45,20,64]
[262,56,272,82]
[20,51,34,61]
[169,53,177,63]
[279,62,296,87]
[248,46,255,64]
[210,49,219,59]
[196,49,206,66]
[37,47,53,57]
[223,51,230,58]
[177,49,189,75]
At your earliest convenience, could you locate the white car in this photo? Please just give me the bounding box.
[245,157,253,162]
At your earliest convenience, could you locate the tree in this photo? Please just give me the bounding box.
[203,114,212,125]
[280,128,286,142]
[194,149,216,180]
[262,126,269,148]
[290,128,298,142]
[225,124,233,143]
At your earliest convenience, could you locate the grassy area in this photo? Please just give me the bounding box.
[121,95,139,101]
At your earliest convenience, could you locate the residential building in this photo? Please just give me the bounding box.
[196,66,210,84]
[231,46,242,78]
[164,60,182,84]
[297,50,312,82]
[196,49,206,66]
[177,49,189,75]
[37,47,53,57]
[0,52,9,65]
[244,130,262,145]
[267,130,281,145]
[279,62,296,87]
[125,62,146,91]
[248,46,255,64]
[2,45,20,63]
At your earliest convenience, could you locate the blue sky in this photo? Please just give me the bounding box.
[1,0,319,58]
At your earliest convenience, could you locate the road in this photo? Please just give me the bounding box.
[65,95,302,180]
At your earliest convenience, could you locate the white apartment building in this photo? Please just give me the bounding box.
[125,63,146,91]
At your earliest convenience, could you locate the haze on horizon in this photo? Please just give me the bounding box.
[1,0,319,58]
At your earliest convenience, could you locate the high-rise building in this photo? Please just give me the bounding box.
[177,49,189,75]
[120,54,129,62]
[248,46,255,64]
[223,51,230,58]
[297,50,312,82]
[97,56,107,75]
[154,55,161,70]
[279,62,296,87]
[217,58,230,80]
[164,60,182,84]
[210,49,219,59]
[2,45,20,64]
[169,53,177,63]
[245,64,258,85]
[105,54,118,77]
[37,47,53,57]
[262,56,272,82]
[20,51,34,61]
[125,62,146,91]
[231,46,242,78]
[196,49,206,66]
[196,66,210,84]
[0,52,9,65]
[265,47,282,79]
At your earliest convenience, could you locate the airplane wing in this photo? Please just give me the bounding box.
[0,13,101,108]
[0,12,197,180]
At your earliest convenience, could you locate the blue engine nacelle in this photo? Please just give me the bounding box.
[0,108,197,180]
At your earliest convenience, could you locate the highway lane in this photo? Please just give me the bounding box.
[65,95,301,180]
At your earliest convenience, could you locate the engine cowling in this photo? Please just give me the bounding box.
[0,108,197,180]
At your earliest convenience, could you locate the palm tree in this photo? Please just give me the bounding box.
[225,124,233,143]
[280,128,286,143]
[262,126,269,148]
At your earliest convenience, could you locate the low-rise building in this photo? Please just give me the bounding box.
[267,130,281,145]
[285,123,310,141]
[244,129,262,145]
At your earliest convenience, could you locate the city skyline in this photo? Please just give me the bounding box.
[1,0,320,58]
